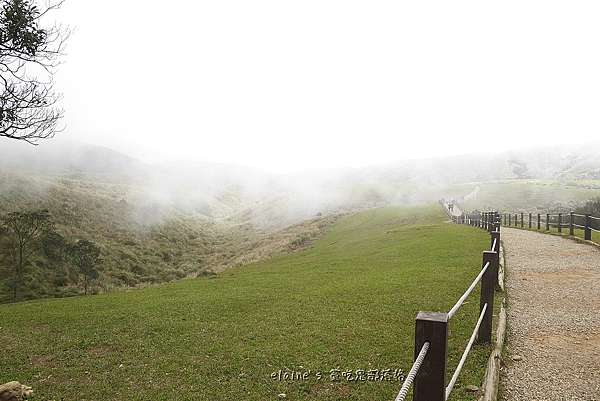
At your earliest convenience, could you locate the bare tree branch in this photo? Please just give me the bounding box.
[0,0,68,143]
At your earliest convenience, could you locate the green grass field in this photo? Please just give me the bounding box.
[0,206,492,401]
[453,179,600,211]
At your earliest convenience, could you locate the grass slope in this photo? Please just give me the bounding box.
[0,171,336,302]
[1,206,491,401]
[454,179,600,211]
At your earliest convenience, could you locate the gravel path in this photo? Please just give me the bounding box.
[500,228,600,401]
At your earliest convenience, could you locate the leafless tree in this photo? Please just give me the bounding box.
[0,0,69,143]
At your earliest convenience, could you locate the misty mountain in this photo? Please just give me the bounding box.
[3,139,600,225]
[3,139,600,301]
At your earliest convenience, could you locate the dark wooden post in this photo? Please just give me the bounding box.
[585,214,592,240]
[537,213,541,230]
[508,213,511,226]
[515,214,518,227]
[558,213,562,233]
[546,214,550,231]
[569,211,574,236]
[528,213,532,229]
[488,212,494,233]
[478,251,496,344]
[503,214,506,226]
[413,312,448,401]
[519,212,522,228]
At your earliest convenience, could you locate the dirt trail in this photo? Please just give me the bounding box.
[500,228,600,401]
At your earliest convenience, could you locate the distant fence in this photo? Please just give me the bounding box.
[496,211,600,241]
[459,209,600,243]
[394,209,502,401]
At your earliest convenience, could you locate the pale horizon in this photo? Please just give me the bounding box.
[49,0,600,173]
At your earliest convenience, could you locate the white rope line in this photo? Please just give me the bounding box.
[491,238,497,252]
[445,303,488,400]
[447,261,490,319]
[394,342,430,401]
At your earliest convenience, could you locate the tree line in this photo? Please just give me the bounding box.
[0,209,102,302]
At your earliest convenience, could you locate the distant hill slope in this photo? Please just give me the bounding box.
[0,168,338,302]
[4,139,600,212]
[2,139,600,301]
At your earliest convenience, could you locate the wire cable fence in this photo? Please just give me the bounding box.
[393,206,502,401]
[445,303,488,400]
[395,342,430,401]
[447,261,489,319]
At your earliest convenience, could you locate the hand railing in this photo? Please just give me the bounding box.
[394,211,501,401]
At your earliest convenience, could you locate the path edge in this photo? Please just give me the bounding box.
[478,240,508,401]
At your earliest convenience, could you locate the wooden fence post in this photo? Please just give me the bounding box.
[514,214,518,227]
[488,212,494,233]
[569,211,574,236]
[546,214,550,231]
[413,312,448,401]
[585,214,592,241]
[558,213,562,233]
[508,214,511,226]
[520,212,524,228]
[478,251,496,344]
[537,213,541,230]
[528,213,532,229]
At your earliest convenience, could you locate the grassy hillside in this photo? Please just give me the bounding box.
[0,206,491,401]
[447,179,600,212]
[0,171,338,302]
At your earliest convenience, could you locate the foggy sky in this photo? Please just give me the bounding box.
[53,1,600,173]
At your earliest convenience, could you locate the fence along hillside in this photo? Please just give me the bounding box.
[460,206,600,244]
[497,210,600,241]
[394,205,502,401]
